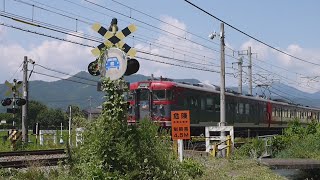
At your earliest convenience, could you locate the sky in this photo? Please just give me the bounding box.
[1,0,320,96]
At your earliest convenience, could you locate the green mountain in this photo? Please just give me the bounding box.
[3,71,318,112]
[0,72,200,112]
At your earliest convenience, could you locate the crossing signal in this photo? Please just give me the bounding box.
[1,98,12,106]
[88,59,100,76]
[7,108,18,114]
[16,98,26,106]
[124,58,140,76]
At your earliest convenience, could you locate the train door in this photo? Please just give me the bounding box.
[135,88,152,121]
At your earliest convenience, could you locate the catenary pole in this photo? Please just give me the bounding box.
[238,57,243,94]
[69,105,72,146]
[22,56,28,143]
[220,23,226,142]
[248,46,252,95]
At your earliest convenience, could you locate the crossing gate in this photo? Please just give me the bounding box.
[39,130,57,145]
[205,126,234,157]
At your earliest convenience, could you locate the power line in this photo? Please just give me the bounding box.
[110,0,221,47]
[81,0,223,53]
[11,0,241,67]
[0,22,230,75]
[35,63,99,83]
[184,0,320,66]
[136,56,219,73]
[3,7,318,92]
[8,61,23,81]
[32,71,96,86]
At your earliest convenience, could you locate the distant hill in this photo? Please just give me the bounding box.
[1,71,320,113]
[0,72,200,112]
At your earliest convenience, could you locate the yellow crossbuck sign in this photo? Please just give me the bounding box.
[91,23,137,57]
[4,80,22,97]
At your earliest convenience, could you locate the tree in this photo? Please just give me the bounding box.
[28,100,47,128]
[36,108,68,129]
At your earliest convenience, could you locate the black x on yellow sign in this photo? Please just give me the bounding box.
[91,23,137,57]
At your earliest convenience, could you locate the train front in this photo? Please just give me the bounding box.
[127,80,175,126]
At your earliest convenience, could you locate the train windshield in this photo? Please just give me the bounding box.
[126,91,134,101]
[153,90,173,100]
[139,89,149,101]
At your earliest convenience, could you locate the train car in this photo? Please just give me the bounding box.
[127,79,320,135]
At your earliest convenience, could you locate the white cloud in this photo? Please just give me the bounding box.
[240,39,270,60]
[240,39,320,93]
[0,37,92,83]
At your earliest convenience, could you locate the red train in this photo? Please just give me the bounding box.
[127,78,320,135]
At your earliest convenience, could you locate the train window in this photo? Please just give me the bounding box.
[126,91,134,101]
[166,90,173,100]
[272,108,275,117]
[139,89,149,101]
[215,104,220,112]
[214,97,220,112]
[245,104,250,114]
[184,98,188,107]
[191,97,198,107]
[153,90,166,100]
[201,98,205,110]
[206,97,214,111]
[238,103,244,114]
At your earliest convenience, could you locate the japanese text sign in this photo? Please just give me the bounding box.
[171,110,190,140]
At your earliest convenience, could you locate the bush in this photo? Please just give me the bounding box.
[70,78,189,179]
[233,138,265,159]
[271,119,320,159]
[181,158,204,178]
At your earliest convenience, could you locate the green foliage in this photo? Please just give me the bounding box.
[233,138,265,159]
[271,118,320,159]
[71,77,188,179]
[37,108,68,129]
[181,158,204,178]
[28,100,47,127]
[283,118,306,137]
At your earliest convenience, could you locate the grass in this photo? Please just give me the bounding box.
[0,157,284,180]
[197,157,285,180]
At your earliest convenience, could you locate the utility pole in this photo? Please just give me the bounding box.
[88,96,92,121]
[22,56,28,143]
[68,105,72,146]
[238,57,243,94]
[220,23,226,141]
[248,46,252,95]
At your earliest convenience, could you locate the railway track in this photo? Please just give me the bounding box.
[0,149,67,168]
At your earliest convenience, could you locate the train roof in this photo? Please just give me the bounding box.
[130,80,320,111]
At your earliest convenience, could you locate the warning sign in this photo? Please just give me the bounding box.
[171,110,190,140]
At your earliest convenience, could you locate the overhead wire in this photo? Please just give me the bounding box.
[184,0,320,66]
[32,71,97,86]
[35,63,99,83]
[12,0,242,67]
[4,0,320,97]
[8,61,23,81]
[0,22,227,74]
